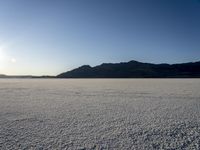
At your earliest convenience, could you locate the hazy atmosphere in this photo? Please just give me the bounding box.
[0,0,200,75]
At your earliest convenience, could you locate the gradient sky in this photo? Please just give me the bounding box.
[0,0,200,75]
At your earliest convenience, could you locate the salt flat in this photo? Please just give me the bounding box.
[0,79,200,150]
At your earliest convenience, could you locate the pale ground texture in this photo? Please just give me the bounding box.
[0,79,200,150]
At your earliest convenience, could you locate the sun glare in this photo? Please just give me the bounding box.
[11,58,16,63]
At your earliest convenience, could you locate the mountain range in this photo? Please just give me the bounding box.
[1,60,200,78]
[57,60,200,78]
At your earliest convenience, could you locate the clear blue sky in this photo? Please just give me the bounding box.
[0,0,199,75]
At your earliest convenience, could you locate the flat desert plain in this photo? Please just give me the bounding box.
[0,79,200,150]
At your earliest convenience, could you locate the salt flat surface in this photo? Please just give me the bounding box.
[0,79,200,150]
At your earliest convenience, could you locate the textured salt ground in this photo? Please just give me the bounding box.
[0,79,200,150]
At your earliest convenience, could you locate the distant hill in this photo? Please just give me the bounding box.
[0,74,7,78]
[57,60,200,78]
[0,75,55,78]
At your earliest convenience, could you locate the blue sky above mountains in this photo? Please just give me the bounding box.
[0,0,199,75]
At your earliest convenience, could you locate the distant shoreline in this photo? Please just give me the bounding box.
[0,77,200,79]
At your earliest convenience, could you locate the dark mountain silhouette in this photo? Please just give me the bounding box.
[57,60,200,78]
